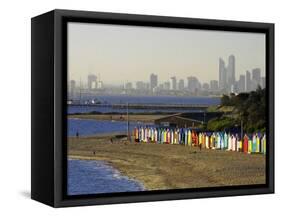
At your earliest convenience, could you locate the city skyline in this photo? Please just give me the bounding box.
[68,22,265,85]
[68,59,265,100]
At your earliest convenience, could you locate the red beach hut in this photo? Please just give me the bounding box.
[243,134,248,153]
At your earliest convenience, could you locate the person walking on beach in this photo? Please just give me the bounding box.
[76,131,79,138]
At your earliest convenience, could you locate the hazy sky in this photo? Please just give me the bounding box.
[68,22,265,85]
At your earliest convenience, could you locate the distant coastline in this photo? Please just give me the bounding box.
[68,113,166,123]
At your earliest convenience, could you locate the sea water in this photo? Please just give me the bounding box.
[67,159,144,195]
[68,95,220,114]
[68,118,150,136]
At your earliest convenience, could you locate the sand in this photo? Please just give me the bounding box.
[68,135,266,191]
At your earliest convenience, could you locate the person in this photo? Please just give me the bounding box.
[76,131,79,138]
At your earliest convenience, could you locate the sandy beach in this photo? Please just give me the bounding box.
[68,135,266,190]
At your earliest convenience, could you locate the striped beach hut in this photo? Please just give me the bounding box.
[167,129,171,144]
[188,130,192,146]
[202,133,206,148]
[228,134,232,151]
[209,133,213,149]
[216,132,222,149]
[219,132,224,149]
[238,138,242,152]
[252,134,257,153]
[248,136,253,153]
[195,132,199,146]
[154,128,158,142]
[170,129,174,144]
[261,134,266,154]
[223,132,227,149]
[205,133,210,149]
[184,129,188,145]
[198,132,203,147]
[256,133,261,153]
[243,134,249,153]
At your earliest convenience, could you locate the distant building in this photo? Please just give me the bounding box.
[187,76,200,93]
[136,81,146,90]
[219,58,227,90]
[170,76,177,90]
[246,70,252,92]
[227,55,235,90]
[97,81,103,89]
[261,77,266,89]
[252,68,261,90]
[150,73,158,90]
[158,84,164,90]
[238,75,246,93]
[210,80,219,91]
[125,82,133,90]
[145,82,150,90]
[88,74,97,90]
[69,80,76,99]
[202,83,210,91]
[178,79,185,90]
[163,81,171,90]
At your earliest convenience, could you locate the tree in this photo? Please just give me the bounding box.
[208,87,266,133]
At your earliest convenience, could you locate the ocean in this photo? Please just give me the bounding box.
[68,95,220,114]
[68,159,144,195]
[68,95,219,136]
[68,118,150,136]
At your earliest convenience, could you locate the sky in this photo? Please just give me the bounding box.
[67,22,265,86]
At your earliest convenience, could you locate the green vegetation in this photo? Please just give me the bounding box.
[207,117,237,131]
[207,86,266,133]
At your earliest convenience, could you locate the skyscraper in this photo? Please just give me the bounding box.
[187,76,200,93]
[210,80,219,91]
[202,83,209,91]
[125,82,133,90]
[150,73,158,90]
[97,81,103,89]
[88,74,97,90]
[238,75,245,93]
[219,58,227,90]
[246,70,252,92]
[252,68,261,90]
[69,80,76,99]
[136,81,146,90]
[178,79,185,90]
[170,76,177,90]
[163,81,171,90]
[227,55,235,90]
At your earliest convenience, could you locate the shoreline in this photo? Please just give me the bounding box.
[68,135,266,191]
[68,114,167,123]
[68,157,146,191]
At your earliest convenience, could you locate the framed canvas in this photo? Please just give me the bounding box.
[31,9,274,207]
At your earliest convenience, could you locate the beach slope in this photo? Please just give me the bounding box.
[68,135,266,190]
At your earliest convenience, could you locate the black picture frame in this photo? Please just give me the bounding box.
[31,9,274,207]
